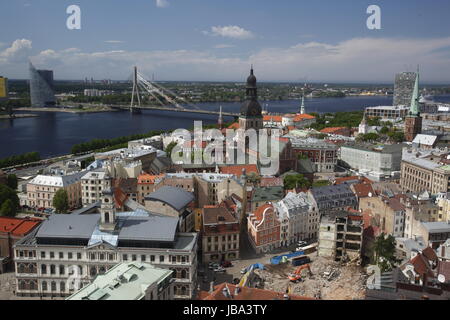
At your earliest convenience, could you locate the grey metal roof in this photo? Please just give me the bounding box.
[118,214,178,242]
[310,184,353,197]
[36,214,100,239]
[145,186,194,212]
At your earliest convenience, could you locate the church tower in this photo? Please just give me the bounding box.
[404,69,422,142]
[239,67,263,131]
[99,188,117,232]
[358,113,369,135]
[300,94,305,115]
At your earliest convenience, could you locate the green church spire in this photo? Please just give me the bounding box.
[409,67,420,116]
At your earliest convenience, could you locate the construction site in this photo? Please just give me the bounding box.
[237,248,368,300]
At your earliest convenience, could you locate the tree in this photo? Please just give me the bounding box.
[0,184,19,216]
[283,174,310,190]
[380,126,389,135]
[0,199,16,217]
[53,189,69,214]
[373,233,400,272]
[165,141,178,158]
[7,174,18,190]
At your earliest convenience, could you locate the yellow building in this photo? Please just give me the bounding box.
[0,77,8,99]
[436,193,450,222]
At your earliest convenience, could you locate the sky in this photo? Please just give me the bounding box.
[1,0,450,83]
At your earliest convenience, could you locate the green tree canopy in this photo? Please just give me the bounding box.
[0,199,16,217]
[0,184,19,217]
[283,174,310,190]
[7,174,18,190]
[373,233,400,272]
[53,189,69,214]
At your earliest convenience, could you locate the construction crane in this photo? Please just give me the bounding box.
[288,264,312,282]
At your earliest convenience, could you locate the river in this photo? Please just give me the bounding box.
[1,95,450,159]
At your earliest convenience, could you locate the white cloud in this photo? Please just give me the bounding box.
[205,25,254,40]
[104,40,124,44]
[2,37,450,82]
[0,39,32,63]
[156,0,169,8]
[214,44,236,49]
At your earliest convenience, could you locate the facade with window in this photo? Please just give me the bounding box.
[247,204,281,253]
[201,206,240,263]
[13,205,198,299]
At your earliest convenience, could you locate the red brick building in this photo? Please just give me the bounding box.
[0,217,41,273]
[247,204,281,253]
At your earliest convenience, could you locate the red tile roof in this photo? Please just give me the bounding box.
[0,217,41,236]
[219,164,259,178]
[352,183,375,198]
[263,115,282,122]
[422,247,438,262]
[137,174,164,184]
[335,176,373,185]
[260,177,284,187]
[253,203,274,222]
[293,114,316,122]
[201,283,315,300]
[320,127,347,134]
[409,254,434,278]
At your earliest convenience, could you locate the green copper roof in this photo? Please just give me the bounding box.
[409,70,420,116]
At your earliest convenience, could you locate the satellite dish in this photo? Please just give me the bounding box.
[438,274,446,283]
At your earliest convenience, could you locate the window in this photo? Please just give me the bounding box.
[41,251,46,259]
[50,265,56,275]
[141,255,146,262]
[68,252,73,260]
[108,254,114,261]
[150,255,155,262]
[77,253,82,260]
[99,253,105,261]
[123,254,128,261]
[42,281,48,291]
[132,254,137,261]
[51,281,56,291]
[59,265,65,275]
[159,255,165,263]
[41,264,47,274]
[59,252,63,259]
[60,281,65,292]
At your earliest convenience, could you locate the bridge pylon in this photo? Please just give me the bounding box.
[130,66,142,114]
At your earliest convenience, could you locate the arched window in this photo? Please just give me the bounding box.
[41,264,47,274]
[29,264,36,273]
[18,264,25,274]
[99,266,106,275]
[51,281,56,291]
[60,281,65,292]
[104,212,110,223]
[90,266,97,277]
[42,281,48,291]
[19,280,26,290]
[181,269,187,279]
[181,286,187,296]
[59,265,65,275]
[30,281,37,290]
[50,265,56,275]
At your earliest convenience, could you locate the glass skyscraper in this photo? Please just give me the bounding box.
[29,62,56,107]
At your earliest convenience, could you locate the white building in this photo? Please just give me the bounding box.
[274,192,319,245]
[14,192,198,299]
[81,170,111,206]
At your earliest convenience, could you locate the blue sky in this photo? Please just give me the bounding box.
[1,0,450,82]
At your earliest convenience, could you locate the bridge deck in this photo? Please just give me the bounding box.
[114,105,238,117]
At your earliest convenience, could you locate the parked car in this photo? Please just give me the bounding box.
[297,241,307,247]
[221,261,233,268]
[208,263,219,270]
[214,267,226,273]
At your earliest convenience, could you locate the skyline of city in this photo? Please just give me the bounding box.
[1,0,450,82]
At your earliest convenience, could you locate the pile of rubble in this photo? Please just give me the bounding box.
[254,255,367,300]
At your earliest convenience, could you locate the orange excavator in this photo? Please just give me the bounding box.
[288,264,312,282]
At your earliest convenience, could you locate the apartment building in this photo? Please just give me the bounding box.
[27,172,85,209]
[247,204,281,253]
[81,170,111,206]
[308,184,358,214]
[201,206,240,263]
